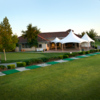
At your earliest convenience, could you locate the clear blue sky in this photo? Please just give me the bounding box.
[0,0,100,36]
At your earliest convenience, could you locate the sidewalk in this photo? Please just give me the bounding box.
[0,52,100,76]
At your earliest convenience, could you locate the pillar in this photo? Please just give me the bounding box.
[62,44,63,51]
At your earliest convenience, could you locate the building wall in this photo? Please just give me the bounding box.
[21,47,35,51]
[16,46,36,52]
[38,42,49,50]
[17,42,50,52]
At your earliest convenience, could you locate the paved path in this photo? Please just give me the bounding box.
[97,46,100,49]
[0,52,100,76]
[0,62,17,68]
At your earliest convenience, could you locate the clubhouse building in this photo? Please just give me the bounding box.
[17,29,94,52]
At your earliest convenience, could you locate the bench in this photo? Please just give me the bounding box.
[36,48,44,52]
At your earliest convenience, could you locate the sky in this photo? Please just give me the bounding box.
[0,0,100,36]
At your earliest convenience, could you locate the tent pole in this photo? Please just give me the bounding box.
[88,42,89,50]
[79,43,81,51]
[55,43,56,51]
[62,44,63,51]
[49,42,51,50]
[56,43,57,51]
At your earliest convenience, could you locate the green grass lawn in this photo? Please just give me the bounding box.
[0,55,100,100]
[0,52,66,63]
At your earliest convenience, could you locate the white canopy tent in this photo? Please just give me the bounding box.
[81,33,95,47]
[59,30,87,44]
[51,37,60,43]
[50,30,88,51]
[51,37,60,50]
[81,33,95,42]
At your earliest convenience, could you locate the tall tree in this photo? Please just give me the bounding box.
[81,29,98,40]
[22,24,40,49]
[88,29,98,40]
[81,31,86,36]
[0,17,18,61]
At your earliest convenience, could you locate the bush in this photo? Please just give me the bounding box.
[68,54,72,57]
[7,64,15,69]
[85,51,90,54]
[72,52,79,56]
[82,51,85,55]
[17,62,26,67]
[48,57,55,60]
[35,59,43,63]
[63,55,69,58]
[90,49,95,53]
[78,52,83,55]
[96,49,99,52]
[41,57,49,62]
[64,53,70,55]
[78,51,85,55]
[58,55,63,59]
[24,60,31,65]
[0,65,6,70]
[95,45,97,49]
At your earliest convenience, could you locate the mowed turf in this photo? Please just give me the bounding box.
[0,52,67,63]
[0,55,100,100]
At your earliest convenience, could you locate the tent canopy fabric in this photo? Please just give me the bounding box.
[51,37,60,43]
[59,30,87,44]
[81,33,95,42]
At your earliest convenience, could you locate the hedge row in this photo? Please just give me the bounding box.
[22,49,100,66]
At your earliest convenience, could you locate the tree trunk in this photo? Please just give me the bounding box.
[3,49,6,61]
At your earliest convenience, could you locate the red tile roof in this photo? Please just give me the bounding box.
[38,34,50,42]
[18,36,27,43]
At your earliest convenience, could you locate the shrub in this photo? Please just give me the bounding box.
[35,59,43,63]
[17,62,26,67]
[48,57,55,61]
[65,53,70,55]
[41,57,49,62]
[94,49,97,52]
[72,52,79,56]
[78,52,83,55]
[0,65,6,70]
[95,45,97,49]
[78,51,85,55]
[7,64,15,69]
[68,54,72,57]
[24,60,31,65]
[63,55,69,58]
[58,55,63,59]
[30,59,36,64]
[85,51,90,54]
[82,51,85,55]
[90,49,95,53]
[96,49,99,52]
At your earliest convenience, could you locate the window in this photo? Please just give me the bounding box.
[22,43,31,48]
[38,44,42,48]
